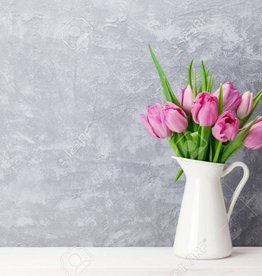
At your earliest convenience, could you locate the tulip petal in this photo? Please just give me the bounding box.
[214,82,241,111]
[165,109,188,133]
[212,111,239,142]
[139,114,158,138]
[192,92,218,126]
[243,117,262,150]
[237,91,253,119]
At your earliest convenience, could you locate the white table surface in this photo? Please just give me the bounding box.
[0,247,260,275]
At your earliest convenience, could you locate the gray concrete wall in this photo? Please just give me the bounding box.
[0,0,261,246]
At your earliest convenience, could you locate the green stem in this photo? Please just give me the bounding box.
[213,141,223,163]
[208,135,214,162]
[198,126,211,161]
[188,116,194,132]
[183,132,189,158]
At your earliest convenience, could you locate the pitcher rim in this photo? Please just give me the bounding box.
[171,156,225,167]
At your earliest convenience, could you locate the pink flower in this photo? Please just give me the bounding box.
[163,102,188,133]
[192,92,218,126]
[140,104,172,138]
[214,82,241,111]
[178,85,194,112]
[212,111,239,142]
[237,91,253,119]
[243,117,262,150]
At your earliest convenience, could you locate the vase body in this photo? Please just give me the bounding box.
[173,157,249,260]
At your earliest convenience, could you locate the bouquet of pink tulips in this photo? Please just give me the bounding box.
[140,45,262,181]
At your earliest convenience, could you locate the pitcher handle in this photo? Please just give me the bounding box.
[222,161,250,220]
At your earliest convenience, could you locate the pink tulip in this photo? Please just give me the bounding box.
[140,104,172,138]
[178,85,194,112]
[243,117,262,150]
[214,82,241,111]
[212,111,239,142]
[237,91,253,119]
[192,92,218,126]
[163,102,188,133]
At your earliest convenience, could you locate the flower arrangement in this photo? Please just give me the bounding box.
[140,45,262,181]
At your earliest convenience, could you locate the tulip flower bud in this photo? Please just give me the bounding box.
[214,82,241,111]
[178,85,194,112]
[163,102,188,133]
[237,91,253,119]
[243,117,262,150]
[140,104,172,138]
[212,111,239,142]
[192,92,218,126]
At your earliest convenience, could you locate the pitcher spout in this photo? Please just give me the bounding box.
[172,156,224,179]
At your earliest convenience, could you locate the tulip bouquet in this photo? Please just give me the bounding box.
[140,45,262,181]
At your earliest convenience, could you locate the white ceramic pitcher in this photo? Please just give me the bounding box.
[172,157,250,260]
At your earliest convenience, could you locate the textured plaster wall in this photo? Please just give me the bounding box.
[0,0,261,246]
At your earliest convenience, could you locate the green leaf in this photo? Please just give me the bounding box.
[207,75,214,92]
[253,89,262,109]
[192,131,200,155]
[206,78,210,92]
[176,133,188,158]
[210,75,214,91]
[174,167,184,183]
[148,45,182,107]
[193,69,197,97]
[218,83,223,115]
[206,69,209,79]
[184,131,193,158]
[168,134,182,157]
[187,59,194,88]
[220,116,259,163]
[254,89,262,100]
[200,60,207,92]
[164,77,184,107]
[184,131,199,159]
